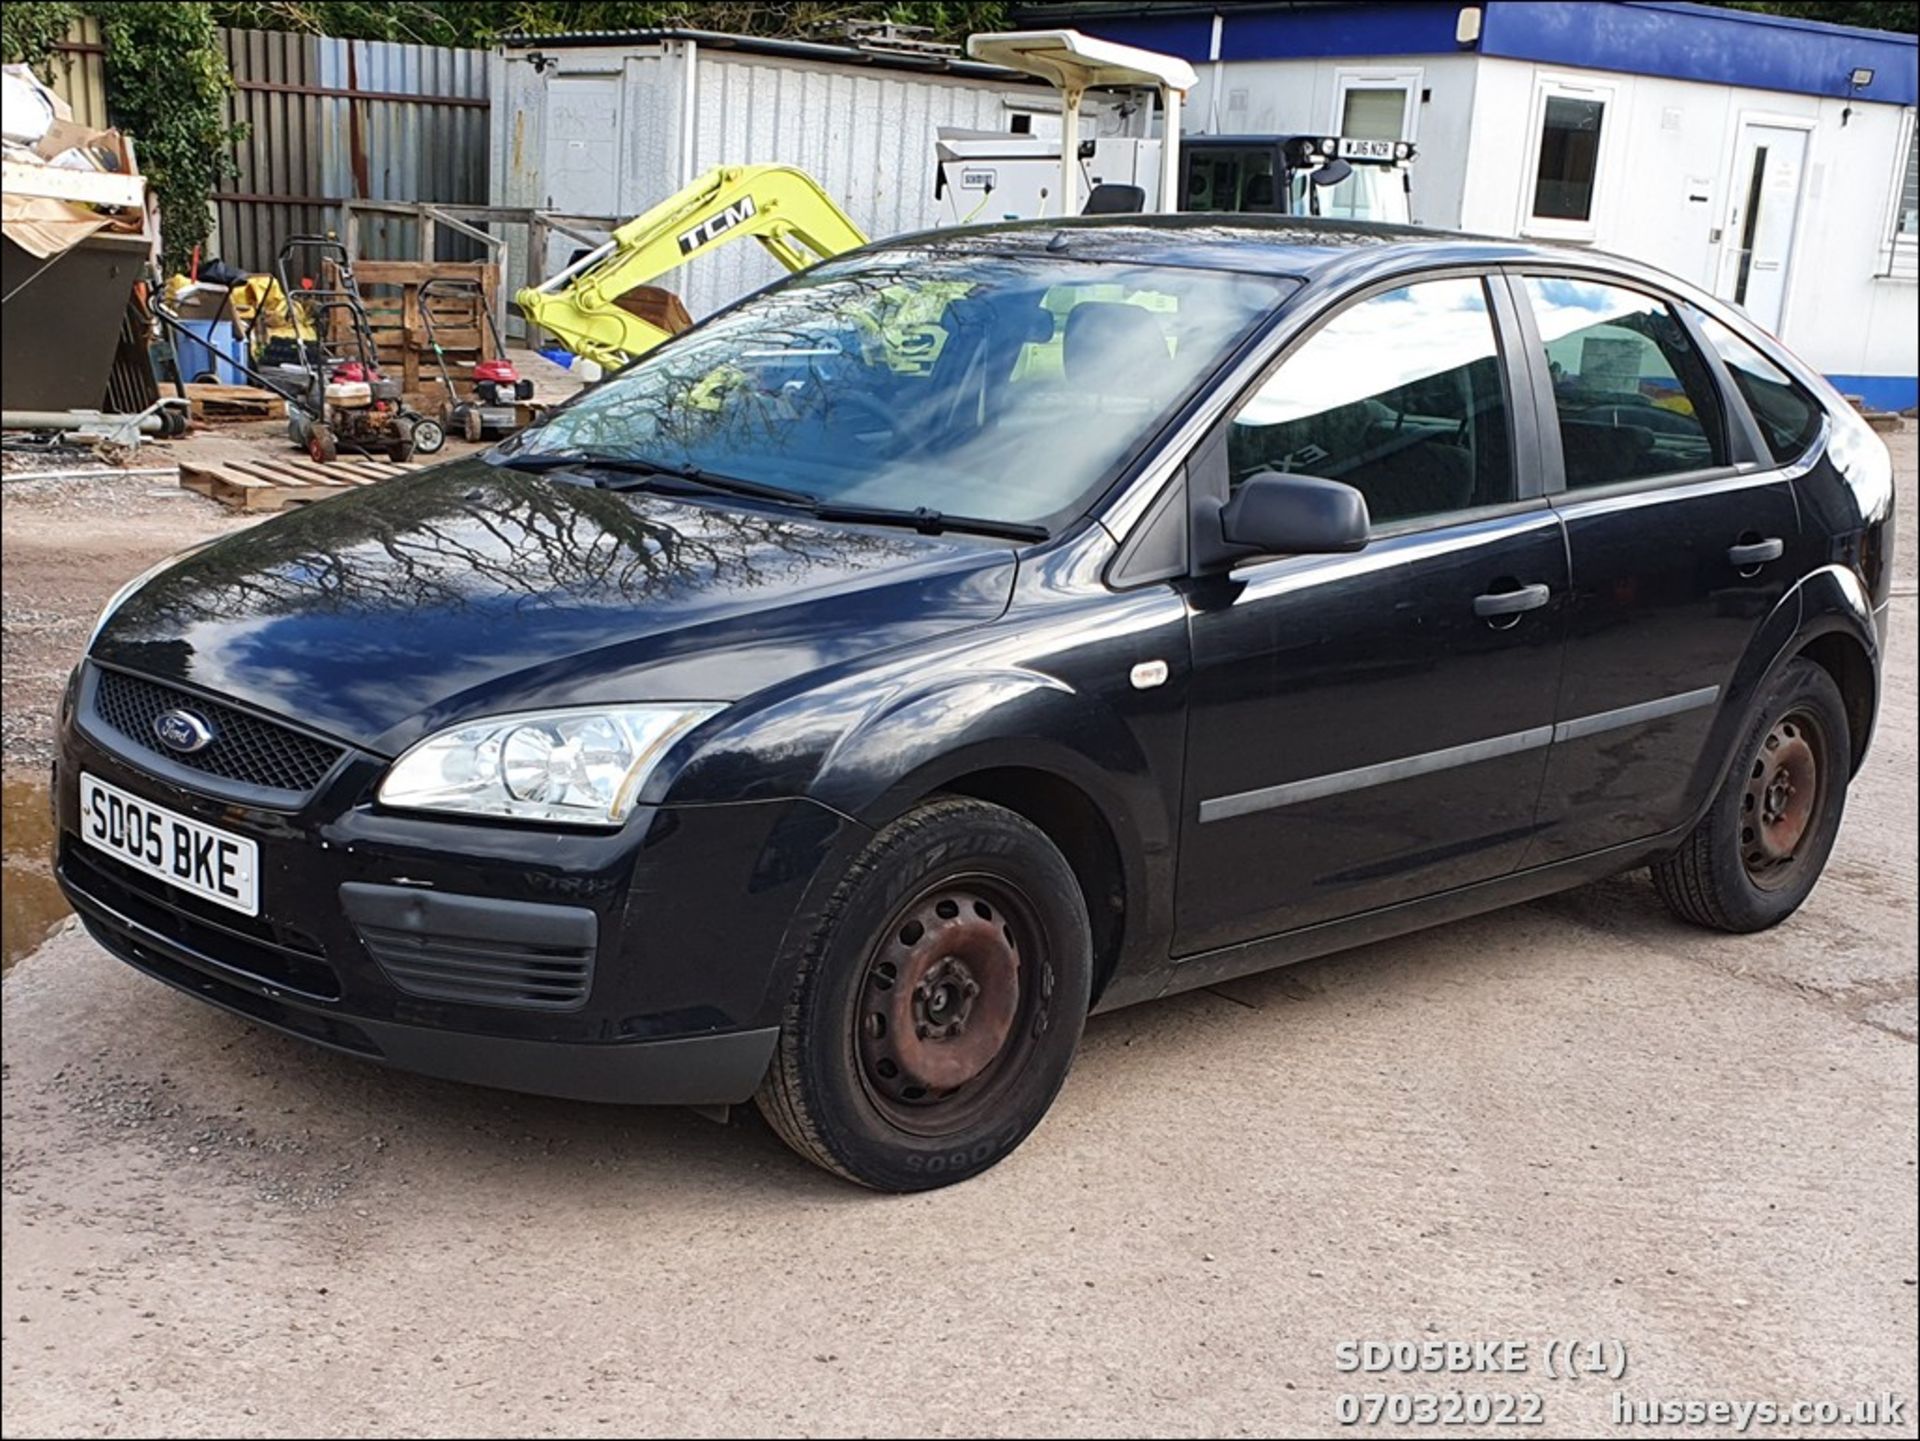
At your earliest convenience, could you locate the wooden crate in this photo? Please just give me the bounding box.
[321,259,500,400]
[184,383,286,424]
[179,454,416,512]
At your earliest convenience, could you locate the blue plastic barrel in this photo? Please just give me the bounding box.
[175,319,246,385]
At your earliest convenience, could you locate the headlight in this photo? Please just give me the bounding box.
[87,539,219,651]
[377,704,723,827]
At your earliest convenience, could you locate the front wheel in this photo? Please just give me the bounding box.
[754,796,1092,1191]
[1652,658,1851,932]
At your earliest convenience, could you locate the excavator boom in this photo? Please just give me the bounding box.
[516,164,869,371]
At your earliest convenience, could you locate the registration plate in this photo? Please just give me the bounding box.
[1338,137,1397,160]
[78,772,259,917]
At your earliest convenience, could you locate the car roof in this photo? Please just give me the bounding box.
[870,213,1570,282]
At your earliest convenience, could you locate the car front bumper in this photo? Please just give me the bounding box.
[54,668,858,1106]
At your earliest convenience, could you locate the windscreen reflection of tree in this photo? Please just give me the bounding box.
[126,471,916,629]
[546,265,944,465]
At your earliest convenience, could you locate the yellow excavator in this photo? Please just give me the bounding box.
[516,164,869,372]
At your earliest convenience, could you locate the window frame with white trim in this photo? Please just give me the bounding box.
[1520,73,1618,243]
[1331,66,1423,144]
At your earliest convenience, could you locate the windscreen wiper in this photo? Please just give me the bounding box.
[498,452,1044,541]
[812,501,1048,543]
[494,451,817,508]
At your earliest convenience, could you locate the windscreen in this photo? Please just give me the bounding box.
[508,254,1292,527]
[1292,166,1411,225]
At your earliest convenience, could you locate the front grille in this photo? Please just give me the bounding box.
[356,925,595,1011]
[60,839,342,1000]
[91,669,343,795]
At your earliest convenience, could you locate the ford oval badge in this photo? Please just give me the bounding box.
[153,708,216,754]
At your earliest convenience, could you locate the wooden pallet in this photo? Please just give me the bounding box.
[179,454,415,512]
[184,383,286,424]
[321,259,500,400]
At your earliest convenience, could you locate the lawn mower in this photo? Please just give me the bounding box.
[420,276,539,442]
[273,236,445,462]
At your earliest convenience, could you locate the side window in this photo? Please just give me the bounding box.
[1521,277,1726,489]
[1700,317,1823,465]
[1226,277,1514,525]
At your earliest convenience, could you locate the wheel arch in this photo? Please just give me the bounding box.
[1784,564,1882,775]
[1682,564,1880,836]
[804,668,1177,1014]
[1791,629,1877,776]
[931,765,1130,1009]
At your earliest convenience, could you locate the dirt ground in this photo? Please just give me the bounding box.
[0,429,1913,1437]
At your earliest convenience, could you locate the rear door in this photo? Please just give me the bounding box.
[1173,272,1568,954]
[1508,271,1802,864]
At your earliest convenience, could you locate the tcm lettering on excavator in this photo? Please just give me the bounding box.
[516,165,868,372]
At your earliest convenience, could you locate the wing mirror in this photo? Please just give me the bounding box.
[1218,471,1370,557]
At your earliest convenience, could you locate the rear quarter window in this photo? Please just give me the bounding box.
[1700,317,1825,465]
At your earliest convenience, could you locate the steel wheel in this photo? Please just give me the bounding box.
[854,876,1045,1136]
[755,796,1092,1190]
[1739,707,1826,891]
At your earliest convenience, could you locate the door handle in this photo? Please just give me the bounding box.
[1474,583,1551,619]
[1728,537,1784,570]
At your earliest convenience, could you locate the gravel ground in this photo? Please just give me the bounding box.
[0,430,1913,1438]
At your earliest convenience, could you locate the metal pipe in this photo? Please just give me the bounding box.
[1158,83,1184,215]
[1058,85,1082,218]
[679,39,699,189]
[2,410,170,434]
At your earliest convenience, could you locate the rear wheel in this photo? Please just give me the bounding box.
[1652,658,1851,932]
[754,796,1091,1191]
[306,423,337,463]
[410,415,447,455]
[461,404,485,443]
[386,418,417,463]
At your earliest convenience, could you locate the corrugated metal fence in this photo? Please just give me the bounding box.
[46,15,109,130]
[213,28,491,272]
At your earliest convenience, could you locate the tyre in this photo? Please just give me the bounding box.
[410,415,447,455]
[306,423,337,463]
[386,418,417,463]
[1652,658,1851,933]
[461,405,485,444]
[754,796,1092,1191]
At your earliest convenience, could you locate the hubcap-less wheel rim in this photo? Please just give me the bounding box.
[855,878,1045,1136]
[1741,708,1825,890]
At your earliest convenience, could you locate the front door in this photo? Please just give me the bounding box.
[1174,274,1567,955]
[1513,273,1802,863]
[1716,122,1809,336]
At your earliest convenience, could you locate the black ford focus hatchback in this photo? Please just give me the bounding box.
[59,218,1894,1190]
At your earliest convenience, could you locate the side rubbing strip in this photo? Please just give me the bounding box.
[1198,725,1554,824]
[1551,685,1719,744]
[1198,686,1722,824]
